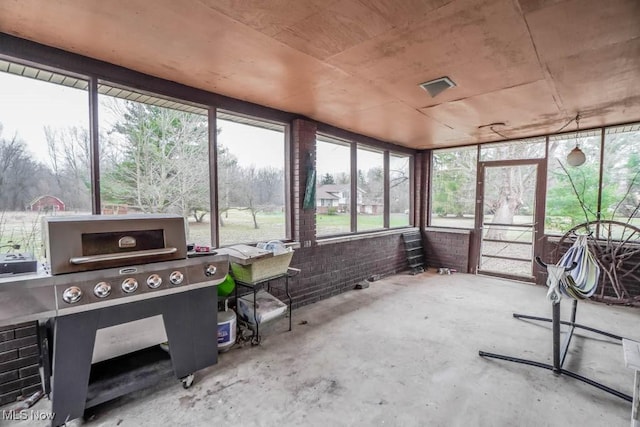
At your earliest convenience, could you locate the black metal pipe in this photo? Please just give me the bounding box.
[513,313,623,340]
[478,351,555,371]
[552,302,561,371]
[560,369,632,402]
[478,351,632,402]
[560,324,575,368]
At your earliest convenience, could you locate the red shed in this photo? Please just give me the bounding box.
[29,195,65,212]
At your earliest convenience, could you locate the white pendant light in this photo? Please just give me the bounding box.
[566,113,586,167]
[567,146,586,167]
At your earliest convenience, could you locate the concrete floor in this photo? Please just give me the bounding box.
[8,271,640,426]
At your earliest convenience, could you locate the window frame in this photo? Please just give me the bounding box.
[315,133,415,239]
[315,134,354,237]
[429,145,479,230]
[213,109,291,247]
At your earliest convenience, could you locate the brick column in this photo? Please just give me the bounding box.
[292,119,317,246]
[416,150,430,230]
[0,322,42,405]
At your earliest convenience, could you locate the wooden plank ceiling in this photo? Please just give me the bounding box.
[0,0,639,149]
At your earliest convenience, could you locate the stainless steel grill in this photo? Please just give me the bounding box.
[43,214,189,275]
[0,214,228,427]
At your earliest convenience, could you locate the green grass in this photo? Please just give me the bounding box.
[21,207,636,262]
[2,209,411,258]
[216,209,286,246]
[0,210,92,258]
[316,213,410,236]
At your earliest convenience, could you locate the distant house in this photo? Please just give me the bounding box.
[316,184,364,214]
[28,195,65,212]
[101,204,129,215]
[359,199,383,215]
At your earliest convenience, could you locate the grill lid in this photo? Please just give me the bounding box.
[43,214,188,275]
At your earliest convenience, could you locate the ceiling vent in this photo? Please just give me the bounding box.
[419,76,456,98]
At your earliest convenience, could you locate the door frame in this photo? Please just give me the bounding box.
[471,158,547,282]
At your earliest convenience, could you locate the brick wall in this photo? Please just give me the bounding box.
[423,228,472,273]
[269,233,409,309]
[268,118,412,308]
[0,322,42,406]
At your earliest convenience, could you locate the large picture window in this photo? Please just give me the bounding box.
[0,61,90,258]
[545,130,601,234]
[602,125,640,226]
[217,113,286,246]
[316,136,351,236]
[430,146,477,228]
[390,153,411,227]
[98,84,212,246]
[356,146,384,231]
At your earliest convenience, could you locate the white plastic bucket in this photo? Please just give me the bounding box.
[217,307,237,352]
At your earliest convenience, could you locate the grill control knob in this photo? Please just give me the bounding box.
[147,274,163,289]
[169,271,184,285]
[62,286,82,304]
[121,278,138,293]
[94,282,112,298]
[205,264,217,277]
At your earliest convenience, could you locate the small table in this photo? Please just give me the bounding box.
[233,267,299,345]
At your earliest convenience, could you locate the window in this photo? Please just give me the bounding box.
[356,146,384,231]
[316,136,351,236]
[602,124,640,226]
[98,84,212,246]
[480,137,545,161]
[0,61,90,259]
[390,153,411,227]
[430,146,477,228]
[316,138,413,236]
[545,130,602,234]
[216,113,286,246]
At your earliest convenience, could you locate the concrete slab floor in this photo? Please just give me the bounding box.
[4,271,640,426]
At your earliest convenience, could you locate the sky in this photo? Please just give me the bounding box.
[0,72,88,162]
[0,71,286,170]
[0,70,403,174]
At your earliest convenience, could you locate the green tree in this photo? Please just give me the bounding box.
[601,132,640,220]
[217,141,240,227]
[44,125,93,211]
[546,162,608,226]
[101,102,209,220]
[232,165,283,229]
[431,149,476,217]
[320,173,335,185]
[0,125,45,211]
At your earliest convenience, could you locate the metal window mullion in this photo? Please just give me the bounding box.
[423,150,431,230]
[410,153,417,227]
[209,108,219,248]
[351,142,357,233]
[383,150,390,228]
[472,146,483,274]
[89,76,101,215]
[284,122,293,241]
[596,127,605,238]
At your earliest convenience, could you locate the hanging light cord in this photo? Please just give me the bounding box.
[480,113,581,140]
[489,125,509,139]
[574,113,581,148]
[555,113,581,134]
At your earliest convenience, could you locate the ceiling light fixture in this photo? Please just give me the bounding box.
[566,113,586,167]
